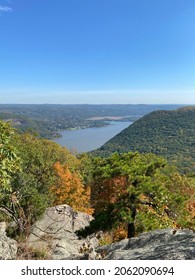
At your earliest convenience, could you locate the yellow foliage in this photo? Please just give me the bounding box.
[99,231,113,246]
[50,162,93,215]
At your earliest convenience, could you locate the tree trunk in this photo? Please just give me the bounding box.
[127,222,135,238]
[127,202,136,238]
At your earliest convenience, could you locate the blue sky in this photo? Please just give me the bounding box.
[0,0,195,104]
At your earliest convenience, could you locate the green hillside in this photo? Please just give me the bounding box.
[95,106,195,174]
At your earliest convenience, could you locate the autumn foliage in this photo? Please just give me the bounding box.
[51,162,93,214]
[90,152,194,239]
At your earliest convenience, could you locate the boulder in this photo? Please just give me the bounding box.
[0,222,18,260]
[98,228,195,260]
[28,204,99,259]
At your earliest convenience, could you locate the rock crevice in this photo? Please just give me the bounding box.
[0,206,194,260]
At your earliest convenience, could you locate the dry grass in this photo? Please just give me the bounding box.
[16,242,52,260]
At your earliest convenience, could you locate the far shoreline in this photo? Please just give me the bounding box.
[87,116,128,121]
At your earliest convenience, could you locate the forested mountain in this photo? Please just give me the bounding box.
[0,104,182,138]
[95,106,195,174]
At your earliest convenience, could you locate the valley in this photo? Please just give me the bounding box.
[0,104,182,139]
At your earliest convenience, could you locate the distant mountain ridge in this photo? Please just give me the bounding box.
[95,106,195,173]
[0,104,182,139]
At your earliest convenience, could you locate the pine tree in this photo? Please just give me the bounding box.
[91,152,193,238]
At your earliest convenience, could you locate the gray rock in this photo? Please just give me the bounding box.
[0,222,6,234]
[26,205,195,260]
[28,204,99,259]
[2,206,193,260]
[98,228,195,260]
[0,222,18,260]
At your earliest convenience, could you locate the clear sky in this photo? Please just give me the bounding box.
[0,0,195,104]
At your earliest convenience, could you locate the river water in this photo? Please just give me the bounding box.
[53,121,132,153]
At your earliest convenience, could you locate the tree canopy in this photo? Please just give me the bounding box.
[88,152,193,239]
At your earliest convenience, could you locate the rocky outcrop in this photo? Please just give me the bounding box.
[29,205,194,260]
[1,205,194,260]
[0,222,18,260]
[28,204,99,259]
[98,228,195,260]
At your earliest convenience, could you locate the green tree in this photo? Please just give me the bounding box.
[0,129,81,236]
[0,121,21,191]
[90,152,191,238]
[10,133,80,234]
[0,121,22,229]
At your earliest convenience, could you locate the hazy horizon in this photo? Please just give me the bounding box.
[0,102,192,106]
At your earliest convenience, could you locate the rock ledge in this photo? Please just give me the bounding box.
[98,228,195,260]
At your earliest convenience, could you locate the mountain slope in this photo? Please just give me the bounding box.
[95,106,195,173]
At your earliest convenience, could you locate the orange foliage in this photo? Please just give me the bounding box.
[51,162,93,215]
[99,226,128,246]
[93,176,128,212]
[113,225,127,241]
[187,202,195,220]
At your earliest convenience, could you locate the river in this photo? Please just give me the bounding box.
[53,121,132,153]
